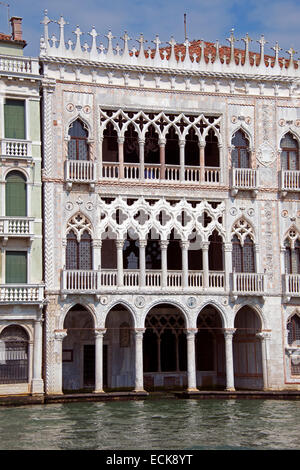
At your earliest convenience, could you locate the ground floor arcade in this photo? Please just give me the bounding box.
[44,297,274,395]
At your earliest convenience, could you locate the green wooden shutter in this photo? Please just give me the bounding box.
[5,171,27,216]
[6,251,27,284]
[4,99,25,139]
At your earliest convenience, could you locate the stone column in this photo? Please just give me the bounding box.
[202,241,209,289]
[94,329,106,393]
[159,138,166,180]
[180,240,190,288]
[92,239,102,270]
[185,329,198,391]
[134,329,146,392]
[31,317,44,394]
[179,139,185,182]
[139,139,145,181]
[139,239,147,288]
[118,137,124,178]
[199,142,205,182]
[224,243,232,292]
[257,331,271,390]
[160,240,169,288]
[54,329,68,395]
[254,243,260,273]
[224,329,236,391]
[116,239,124,287]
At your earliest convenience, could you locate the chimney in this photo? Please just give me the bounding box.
[10,17,23,41]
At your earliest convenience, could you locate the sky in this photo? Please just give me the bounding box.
[0,0,300,58]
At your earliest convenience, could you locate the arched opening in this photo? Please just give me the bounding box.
[124,123,139,163]
[62,305,95,391]
[167,229,182,271]
[145,125,160,164]
[188,230,202,271]
[0,325,29,384]
[280,132,299,171]
[66,229,93,270]
[205,129,219,167]
[196,306,225,389]
[165,127,179,166]
[123,230,139,269]
[102,122,118,162]
[208,230,223,271]
[233,306,263,390]
[68,119,89,161]
[185,127,199,167]
[146,232,161,270]
[284,236,300,274]
[104,304,135,389]
[143,304,187,390]
[231,130,250,168]
[232,235,255,273]
[5,170,27,216]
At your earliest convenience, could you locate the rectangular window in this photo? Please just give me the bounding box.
[5,251,27,284]
[4,99,25,140]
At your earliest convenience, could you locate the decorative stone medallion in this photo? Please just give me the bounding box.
[135,296,145,308]
[257,141,276,166]
[186,296,197,308]
[100,296,108,305]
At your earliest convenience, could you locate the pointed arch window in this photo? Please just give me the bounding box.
[103,122,118,162]
[68,119,89,161]
[208,230,223,271]
[284,237,300,274]
[165,127,179,165]
[205,129,219,167]
[280,132,299,171]
[185,127,199,166]
[232,235,255,273]
[124,123,139,163]
[5,170,27,216]
[145,125,160,164]
[66,230,92,270]
[287,314,300,346]
[231,130,250,168]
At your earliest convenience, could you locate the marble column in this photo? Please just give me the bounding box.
[257,331,271,390]
[139,139,145,181]
[224,329,236,391]
[159,138,166,180]
[179,139,185,182]
[224,243,232,292]
[94,329,106,393]
[185,329,198,391]
[160,240,169,288]
[180,240,190,288]
[116,239,124,287]
[134,329,146,392]
[202,241,209,289]
[118,137,124,178]
[199,143,205,182]
[139,239,147,288]
[54,329,68,395]
[31,317,44,394]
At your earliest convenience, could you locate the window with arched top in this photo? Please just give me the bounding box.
[103,122,118,162]
[287,314,300,346]
[68,119,89,161]
[165,127,179,165]
[0,325,29,383]
[205,129,219,167]
[232,234,255,273]
[5,170,27,217]
[185,127,199,166]
[66,230,92,270]
[124,123,139,163]
[284,238,300,274]
[208,230,223,270]
[145,125,160,164]
[280,132,299,171]
[231,130,250,168]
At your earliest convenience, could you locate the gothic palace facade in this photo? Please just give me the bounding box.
[2,11,300,397]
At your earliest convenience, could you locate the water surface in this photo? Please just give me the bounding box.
[0,398,299,450]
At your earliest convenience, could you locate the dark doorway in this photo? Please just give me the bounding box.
[83,344,95,387]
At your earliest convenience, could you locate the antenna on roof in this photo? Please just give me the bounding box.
[0,2,10,33]
[184,13,187,41]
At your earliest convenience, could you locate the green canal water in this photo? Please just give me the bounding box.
[0,398,299,450]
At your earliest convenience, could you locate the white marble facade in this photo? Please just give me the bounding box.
[40,11,300,395]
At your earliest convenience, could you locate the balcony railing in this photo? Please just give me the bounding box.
[0,285,44,303]
[0,139,32,159]
[285,274,300,297]
[65,160,96,186]
[61,269,226,292]
[281,170,300,192]
[232,168,258,192]
[101,163,220,184]
[232,272,265,296]
[0,217,35,239]
[0,55,39,75]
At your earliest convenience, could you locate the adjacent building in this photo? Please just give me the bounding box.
[0,17,44,396]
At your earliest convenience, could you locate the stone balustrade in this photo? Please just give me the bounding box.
[0,217,35,239]
[1,139,32,159]
[65,160,96,183]
[232,168,258,190]
[285,274,300,296]
[0,285,44,303]
[281,170,300,192]
[0,55,39,76]
[232,272,265,295]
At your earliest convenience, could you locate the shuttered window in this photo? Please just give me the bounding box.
[5,171,27,216]
[4,99,25,140]
[6,251,27,284]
